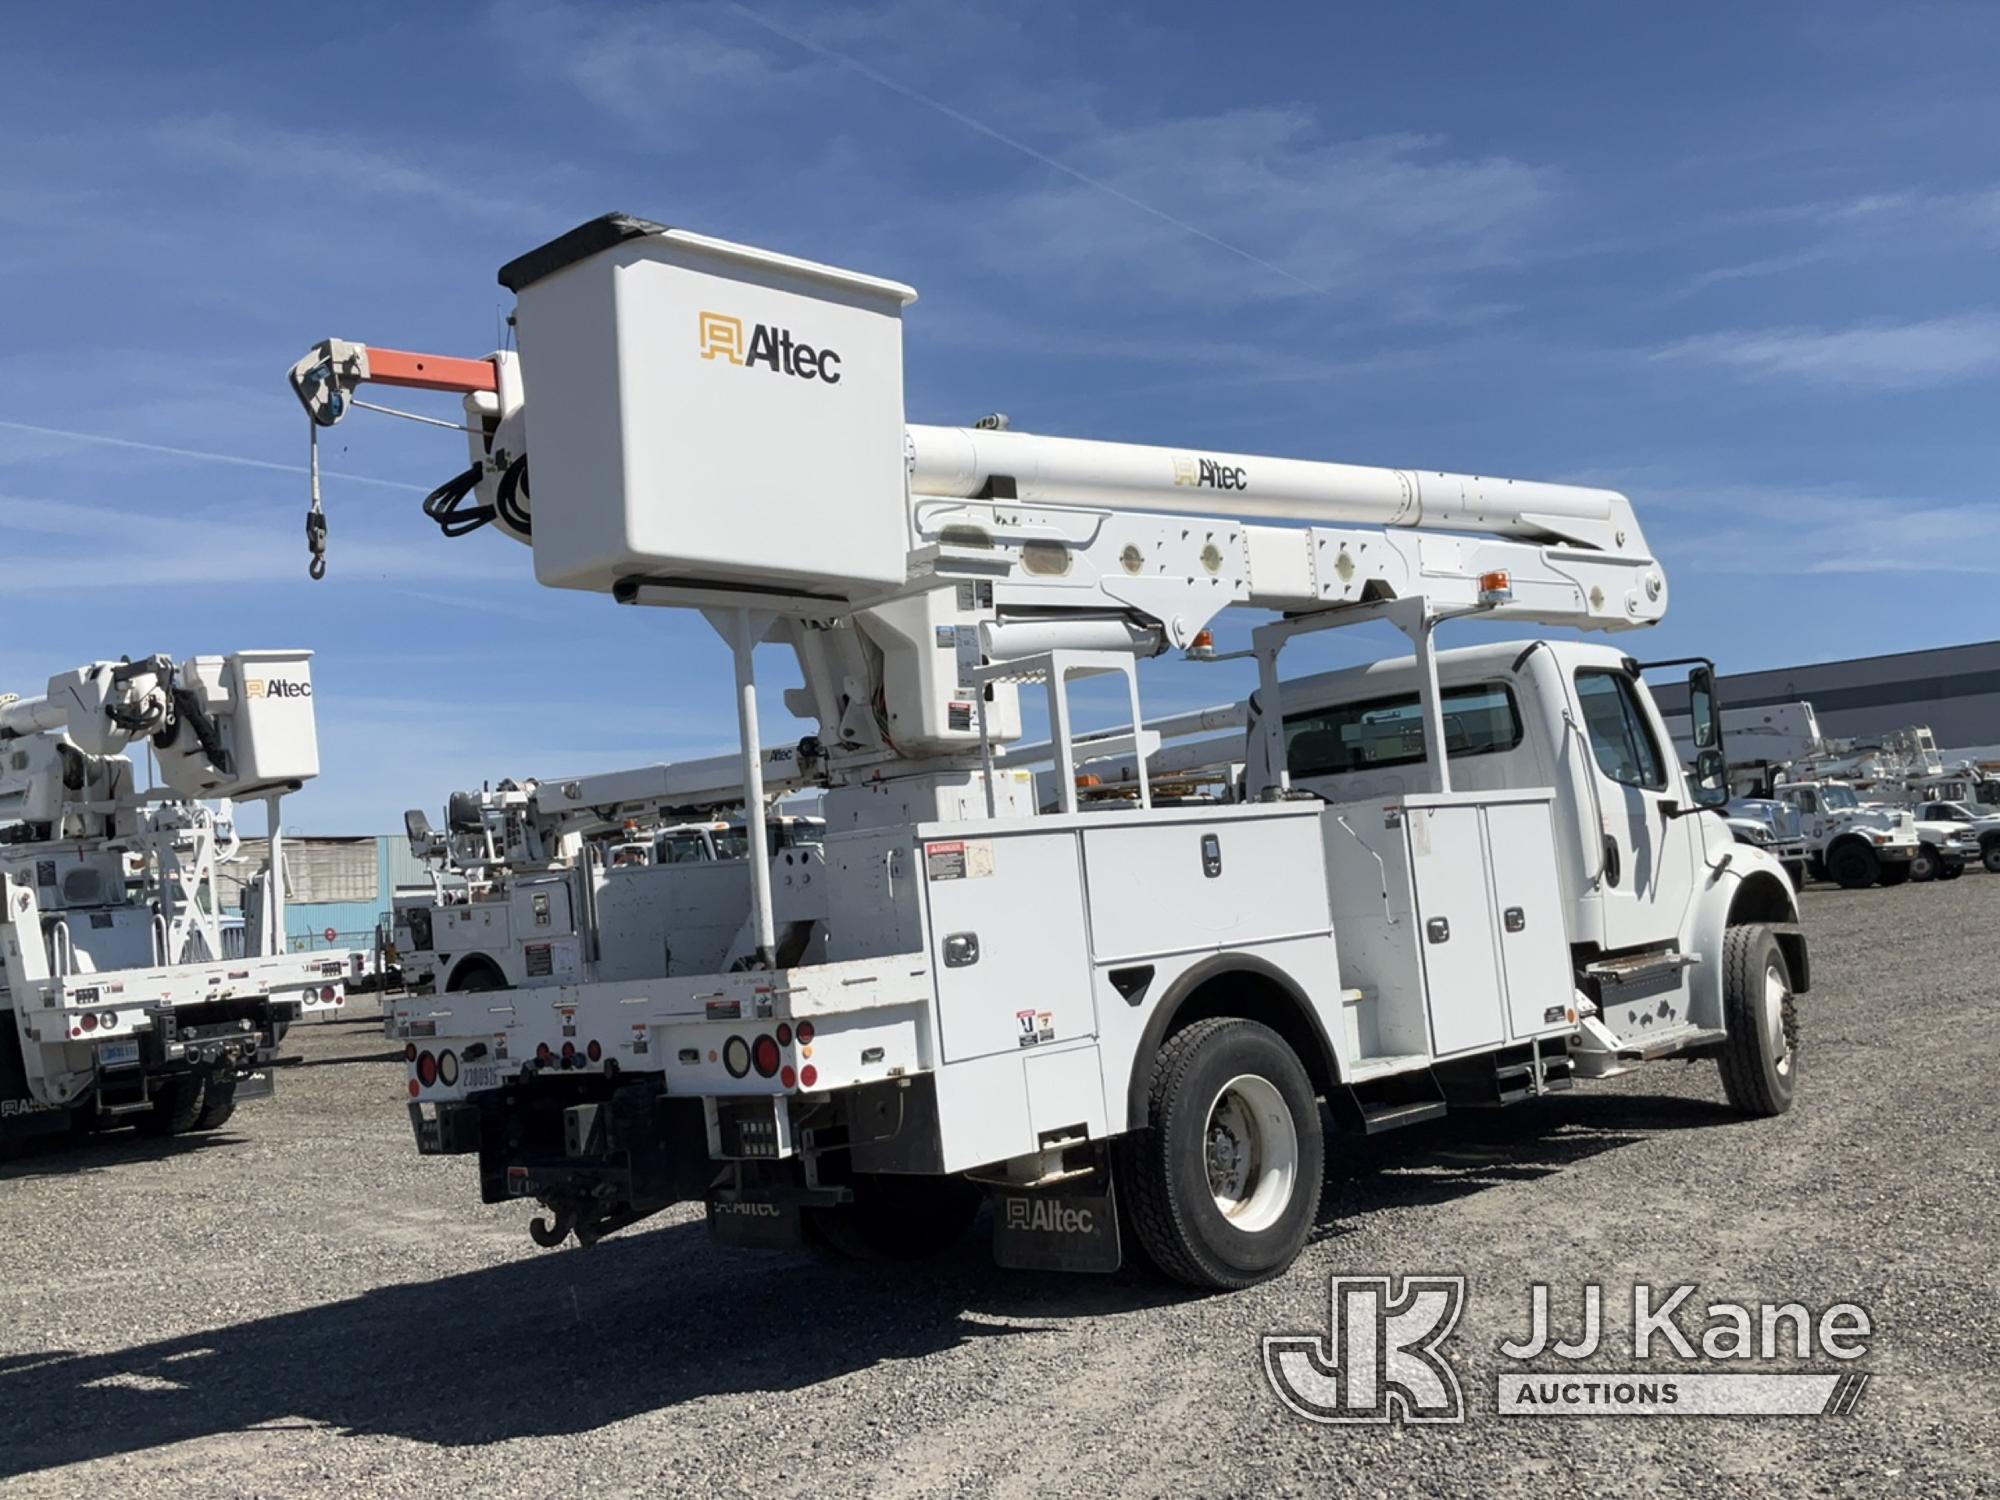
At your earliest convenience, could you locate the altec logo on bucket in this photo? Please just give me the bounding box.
[1172,453,1249,491]
[244,678,311,699]
[698,310,843,383]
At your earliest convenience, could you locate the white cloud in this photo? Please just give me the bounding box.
[1651,313,2000,390]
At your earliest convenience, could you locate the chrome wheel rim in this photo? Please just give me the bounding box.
[1762,959,1793,1078]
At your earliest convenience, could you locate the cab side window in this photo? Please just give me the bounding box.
[1574,670,1667,790]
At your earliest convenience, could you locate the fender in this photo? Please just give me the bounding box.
[1122,950,1341,1132]
[1682,840,1807,1033]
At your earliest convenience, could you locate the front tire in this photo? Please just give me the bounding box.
[1827,841,1878,889]
[1717,925,1798,1117]
[1907,846,1936,882]
[1983,841,2000,875]
[1939,858,1965,881]
[1118,1017,1322,1290]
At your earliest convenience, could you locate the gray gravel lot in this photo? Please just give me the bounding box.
[3,878,1996,1498]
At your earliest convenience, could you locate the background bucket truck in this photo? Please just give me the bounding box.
[286,213,1806,1289]
[0,651,348,1144]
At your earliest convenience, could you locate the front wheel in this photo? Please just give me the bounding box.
[1939,858,1965,882]
[1827,841,1878,890]
[1118,1017,1323,1290]
[1907,846,1936,882]
[1717,925,1798,1117]
[1984,842,2000,875]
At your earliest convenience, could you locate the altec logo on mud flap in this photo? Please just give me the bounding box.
[699,311,843,383]
[1004,1198,1095,1235]
[1172,453,1249,491]
[244,678,311,699]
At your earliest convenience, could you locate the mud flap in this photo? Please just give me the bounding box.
[991,1176,1122,1274]
[235,1068,277,1104]
[705,1185,808,1250]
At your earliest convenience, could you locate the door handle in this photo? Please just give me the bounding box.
[1503,907,1525,932]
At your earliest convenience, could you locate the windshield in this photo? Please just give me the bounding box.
[1820,785,1860,810]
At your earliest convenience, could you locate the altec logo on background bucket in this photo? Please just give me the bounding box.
[1263,1276,1874,1424]
[698,310,843,383]
[243,678,311,699]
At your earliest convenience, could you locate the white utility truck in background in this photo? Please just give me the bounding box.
[1667,700,1939,886]
[287,214,1807,1288]
[387,754,829,1011]
[0,652,349,1144]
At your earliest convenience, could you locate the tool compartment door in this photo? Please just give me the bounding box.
[1482,798,1575,1042]
[1406,804,1506,1056]
[923,831,1092,1063]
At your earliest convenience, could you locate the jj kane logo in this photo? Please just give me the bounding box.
[699,310,842,383]
[1172,453,1249,491]
[243,678,311,700]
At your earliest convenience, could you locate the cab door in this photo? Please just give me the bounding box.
[1565,667,1699,953]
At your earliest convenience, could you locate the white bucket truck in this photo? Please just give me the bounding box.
[286,215,1806,1287]
[0,651,348,1143]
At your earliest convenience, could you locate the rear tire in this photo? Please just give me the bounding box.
[1717,925,1797,1117]
[138,1077,204,1137]
[192,1076,238,1131]
[1827,841,1878,889]
[804,1173,982,1261]
[1118,1017,1322,1290]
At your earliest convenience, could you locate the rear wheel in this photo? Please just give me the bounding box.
[1118,1017,1323,1290]
[1827,841,1878,890]
[138,1077,204,1137]
[804,1173,983,1261]
[192,1075,238,1131]
[1717,925,1797,1117]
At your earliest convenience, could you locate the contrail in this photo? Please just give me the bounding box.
[0,418,428,492]
[728,4,1325,296]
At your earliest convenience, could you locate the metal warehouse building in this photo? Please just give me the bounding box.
[1653,639,2000,751]
[216,835,428,958]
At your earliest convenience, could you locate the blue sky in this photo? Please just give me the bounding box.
[3,2,1996,831]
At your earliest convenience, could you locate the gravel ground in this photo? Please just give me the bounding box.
[3,878,1996,1498]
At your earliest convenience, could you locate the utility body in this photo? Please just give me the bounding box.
[290,214,1807,1287]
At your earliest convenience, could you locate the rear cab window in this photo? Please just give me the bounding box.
[1284,682,1524,778]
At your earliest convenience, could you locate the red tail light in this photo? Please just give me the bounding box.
[586,1039,603,1063]
[780,1064,797,1090]
[775,1022,793,1047]
[408,1079,421,1098]
[796,1020,814,1045]
[404,1042,418,1062]
[800,1064,818,1089]
[751,1034,781,1078]
[535,1042,554,1065]
[320,985,336,1002]
[80,1013,98,1033]
[561,1041,577,1066]
[416,1050,439,1087]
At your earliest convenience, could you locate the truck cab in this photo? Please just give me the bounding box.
[1770,780,1921,888]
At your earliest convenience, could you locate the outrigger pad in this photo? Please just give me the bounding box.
[991,1177,1122,1274]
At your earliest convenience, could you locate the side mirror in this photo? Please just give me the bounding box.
[1691,746,1729,808]
[1686,664,1721,750]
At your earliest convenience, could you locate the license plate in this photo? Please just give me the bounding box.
[463,1064,498,1092]
[99,1040,140,1069]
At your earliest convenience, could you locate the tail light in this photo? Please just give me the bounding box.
[800,1064,818,1089]
[437,1050,459,1087]
[320,985,336,1002]
[780,1064,797,1090]
[586,1039,603,1063]
[796,1021,814,1045]
[408,1079,421,1098]
[535,1042,554,1066]
[751,1034,781,1078]
[80,1013,98,1033]
[416,1050,439,1087]
[404,1042,418,1062]
[560,1041,577,1067]
[775,1022,793,1047]
[99,1010,118,1029]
